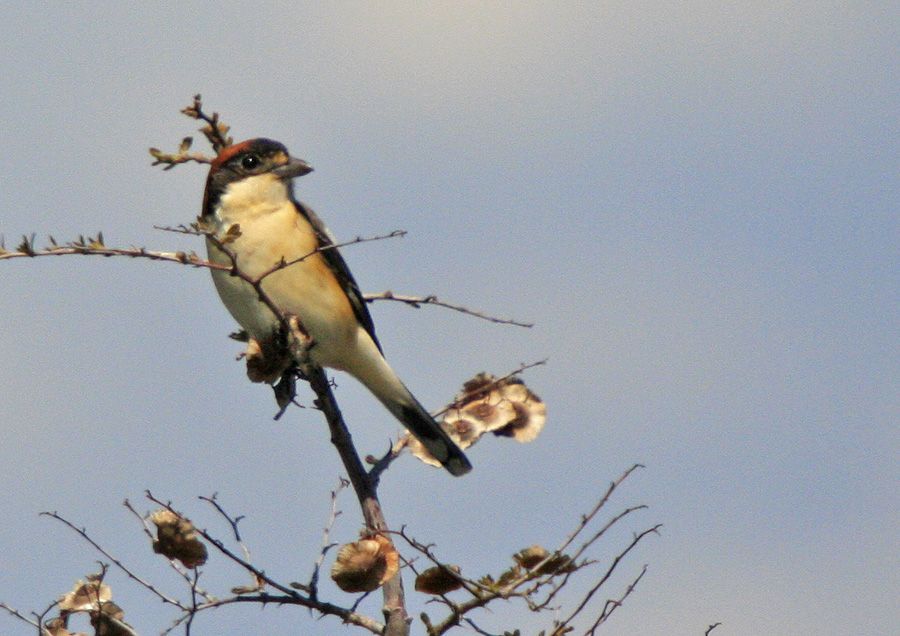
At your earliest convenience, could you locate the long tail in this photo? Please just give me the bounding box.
[346,335,472,476]
[384,389,472,476]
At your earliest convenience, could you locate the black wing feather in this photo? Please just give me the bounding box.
[293,199,382,353]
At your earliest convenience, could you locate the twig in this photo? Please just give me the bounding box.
[406,465,654,636]
[123,499,213,601]
[529,504,648,611]
[558,464,644,556]
[585,564,648,634]
[555,525,661,631]
[40,511,185,609]
[199,494,251,561]
[154,222,406,260]
[175,592,385,635]
[199,493,263,592]
[0,602,41,632]
[144,492,294,597]
[180,93,233,152]
[1,232,535,333]
[705,622,723,635]
[299,478,348,599]
[142,491,386,634]
[365,291,533,328]
[435,359,548,417]
[0,236,224,269]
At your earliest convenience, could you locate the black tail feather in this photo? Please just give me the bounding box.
[397,402,472,476]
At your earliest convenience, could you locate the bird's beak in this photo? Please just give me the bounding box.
[274,157,314,179]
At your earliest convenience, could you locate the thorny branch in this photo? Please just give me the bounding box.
[0,231,531,329]
[198,494,259,591]
[40,511,185,610]
[294,479,349,599]
[123,498,214,604]
[394,464,658,635]
[585,564,648,635]
[148,94,233,167]
[0,602,42,632]
[142,491,386,635]
[365,291,533,328]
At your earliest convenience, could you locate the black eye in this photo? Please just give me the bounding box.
[241,154,261,170]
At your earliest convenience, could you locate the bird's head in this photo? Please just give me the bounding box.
[202,138,313,217]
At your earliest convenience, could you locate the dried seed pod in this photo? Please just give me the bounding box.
[414,565,463,595]
[150,509,208,568]
[331,534,399,593]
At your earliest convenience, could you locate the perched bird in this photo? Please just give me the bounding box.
[202,138,471,476]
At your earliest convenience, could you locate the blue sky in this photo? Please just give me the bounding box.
[1,3,896,635]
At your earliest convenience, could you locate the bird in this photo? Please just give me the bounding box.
[201,138,472,476]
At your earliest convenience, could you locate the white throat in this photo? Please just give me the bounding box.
[214,173,292,227]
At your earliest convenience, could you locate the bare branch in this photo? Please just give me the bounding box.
[396,464,654,636]
[149,141,213,170]
[528,504,648,611]
[705,622,723,635]
[294,478,348,599]
[0,230,535,343]
[180,93,233,152]
[585,564,648,634]
[365,291,533,328]
[0,602,42,632]
[556,525,661,632]
[142,491,386,634]
[0,236,225,270]
[177,592,385,635]
[199,493,260,591]
[558,464,645,556]
[123,499,213,602]
[40,510,185,609]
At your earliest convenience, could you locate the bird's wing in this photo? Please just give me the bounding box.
[294,199,383,353]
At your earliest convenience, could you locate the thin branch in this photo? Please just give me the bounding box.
[40,511,185,609]
[199,493,263,592]
[149,142,213,170]
[199,494,251,560]
[1,233,533,333]
[529,505,648,611]
[123,499,213,601]
[295,478,348,599]
[558,464,644,556]
[143,492,294,598]
[181,93,233,152]
[176,592,385,636]
[556,525,662,631]
[147,94,233,168]
[365,291,533,328]
[585,564,648,634]
[141,491,386,634]
[436,358,549,418]
[0,237,224,269]
[404,464,654,636]
[0,602,42,632]
[154,223,406,260]
[705,622,723,635]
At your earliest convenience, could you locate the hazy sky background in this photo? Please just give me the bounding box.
[1,2,896,635]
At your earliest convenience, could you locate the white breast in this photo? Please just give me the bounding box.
[205,174,359,369]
